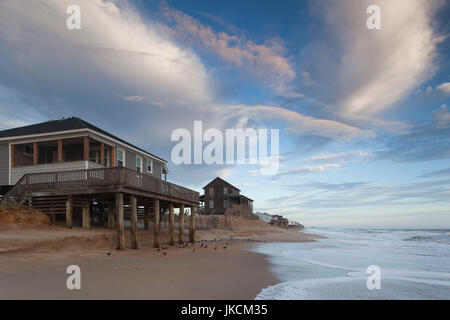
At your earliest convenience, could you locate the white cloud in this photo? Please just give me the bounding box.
[436,82,450,95]
[432,104,450,129]
[0,0,211,111]
[309,0,443,118]
[225,104,374,140]
[249,163,340,178]
[0,117,29,130]
[304,151,372,163]
[277,164,341,177]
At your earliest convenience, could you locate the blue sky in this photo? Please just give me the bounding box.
[0,0,449,228]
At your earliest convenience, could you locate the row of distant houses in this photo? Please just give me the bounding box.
[255,212,304,230]
[197,178,304,230]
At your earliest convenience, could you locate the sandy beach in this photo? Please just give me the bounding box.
[0,223,319,300]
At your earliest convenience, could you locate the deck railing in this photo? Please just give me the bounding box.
[2,167,199,204]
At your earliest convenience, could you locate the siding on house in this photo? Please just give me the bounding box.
[150,160,162,179]
[0,143,9,185]
[123,149,163,179]
[10,160,101,185]
[203,179,236,214]
[125,149,136,172]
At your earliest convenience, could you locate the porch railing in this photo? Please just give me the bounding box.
[1,167,199,204]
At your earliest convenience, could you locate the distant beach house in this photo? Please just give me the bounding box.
[0,117,199,249]
[199,177,254,217]
[270,215,289,229]
[255,211,273,223]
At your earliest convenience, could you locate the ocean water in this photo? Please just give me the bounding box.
[252,228,450,300]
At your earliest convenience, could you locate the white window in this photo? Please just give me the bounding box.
[223,187,228,194]
[136,156,142,173]
[146,159,153,173]
[117,148,125,167]
[209,200,214,209]
[90,147,101,164]
[224,199,229,208]
[209,187,214,195]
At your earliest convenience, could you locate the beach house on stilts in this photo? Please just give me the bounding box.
[0,117,199,249]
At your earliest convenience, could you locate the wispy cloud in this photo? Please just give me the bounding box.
[418,167,450,179]
[304,0,444,119]
[432,104,450,129]
[266,163,341,179]
[266,178,450,210]
[226,104,374,141]
[159,1,298,97]
[304,151,372,163]
[436,82,450,95]
[376,106,450,162]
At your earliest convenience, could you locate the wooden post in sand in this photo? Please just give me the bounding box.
[82,204,90,229]
[189,206,196,243]
[143,206,149,230]
[168,203,174,246]
[130,195,138,249]
[153,198,160,248]
[116,193,125,250]
[107,204,115,229]
[179,204,185,244]
[65,195,73,229]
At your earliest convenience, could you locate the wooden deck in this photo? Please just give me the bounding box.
[2,167,199,207]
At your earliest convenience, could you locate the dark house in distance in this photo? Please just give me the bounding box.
[199,177,254,216]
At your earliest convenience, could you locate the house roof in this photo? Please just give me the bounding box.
[199,193,253,202]
[202,177,241,191]
[225,194,254,201]
[0,117,166,163]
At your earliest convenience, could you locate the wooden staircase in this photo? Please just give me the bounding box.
[30,196,68,216]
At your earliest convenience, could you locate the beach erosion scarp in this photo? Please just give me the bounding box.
[0,212,319,299]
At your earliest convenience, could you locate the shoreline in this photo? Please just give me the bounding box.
[0,227,320,299]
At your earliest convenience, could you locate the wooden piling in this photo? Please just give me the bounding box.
[153,198,160,248]
[116,193,125,250]
[82,204,90,229]
[169,203,174,246]
[107,204,114,229]
[189,206,196,243]
[130,195,138,249]
[144,206,149,230]
[65,195,73,229]
[179,204,185,244]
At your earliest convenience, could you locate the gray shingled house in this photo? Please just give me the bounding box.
[0,117,199,249]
